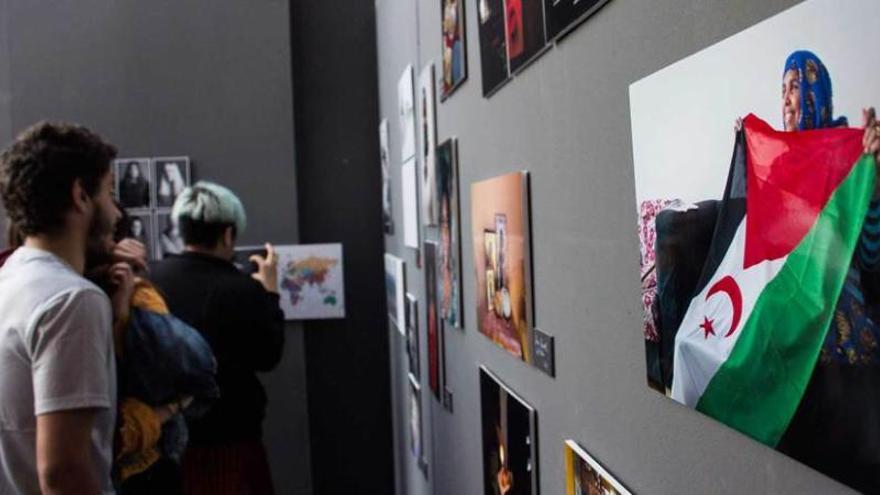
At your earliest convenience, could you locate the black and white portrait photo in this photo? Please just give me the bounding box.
[115,158,152,208]
[153,157,191,207]
[126,212,155,260]
[156,212,185,259]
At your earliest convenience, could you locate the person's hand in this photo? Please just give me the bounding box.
[113,238,148,273]
[153,396,194,424]
[250,243,278,294]
[108,262,135,326]
[862,108,880,198]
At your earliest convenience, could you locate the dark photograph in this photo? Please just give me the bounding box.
[543,0,611,42]
[123,211,155,261]
[477,0,510,96]
[504,0,546,74]
[406,293,421,380]
[153,157,191,208]
[115,158,152,208]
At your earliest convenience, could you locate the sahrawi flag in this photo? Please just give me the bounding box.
[671,114,876,446]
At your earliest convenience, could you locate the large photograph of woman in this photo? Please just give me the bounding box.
[629,0,880,491]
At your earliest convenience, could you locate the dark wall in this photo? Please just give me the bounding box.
[0,1,310,493]
[291,0,394,494]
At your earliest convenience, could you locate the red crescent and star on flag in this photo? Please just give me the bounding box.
[700,275,743,340]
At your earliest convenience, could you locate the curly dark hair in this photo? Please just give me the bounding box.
[0,121,117,236]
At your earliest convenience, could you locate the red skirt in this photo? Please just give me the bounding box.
[182,442,275,495]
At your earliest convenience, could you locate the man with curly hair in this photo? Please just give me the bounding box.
[0,121,126,494]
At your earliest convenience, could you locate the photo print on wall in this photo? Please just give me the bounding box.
[630,0,880,492]
[408,373,427,473]
[155,211,184,260]
[380,119,394,234]
[564,440,630,495]
[477,0,510,96]
[153,156,190,208]
[471,171,535,364]
[436,138,463,329]
[126,212,155,261]
[402,158,421,250]
[424,241,444,401]
[504,0,546,74]
[398,65,417,161]
[115,158,152,209]
[406,293,421,381]
[543,0,611,43]
[480,366,538,495]
[419,64,439,226]
[440,0,467,99]
[384,253,407,334]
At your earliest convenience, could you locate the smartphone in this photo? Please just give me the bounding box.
[233,245,268,276]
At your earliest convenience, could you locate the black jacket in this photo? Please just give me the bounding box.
[150,252,285,445]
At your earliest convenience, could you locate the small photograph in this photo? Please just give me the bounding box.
[564,440,631,495]
[436,139,462,328]
[441,0,468,99]
[153,157,191,208]
[155,211,185,260]
[408,374,424,464]
[380,119,394,234]
[419,64,438,226]
[398,66,417,161]
[424,241,442,400]
[124,211,155,260]
[115,158,152,208]
[504,0,547,74]
[480,366,538,495]
[471,171,534,363]
[543,0,611,42]
[402,158,420,250]
[477,0,510,96]
[384,253,406,334]
[406,293,420,380]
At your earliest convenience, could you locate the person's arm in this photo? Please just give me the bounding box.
[37,409,101,495]
[245,244,285,371]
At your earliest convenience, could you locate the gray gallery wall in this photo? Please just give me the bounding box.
[376,0,858,494]
[0,1,310,493]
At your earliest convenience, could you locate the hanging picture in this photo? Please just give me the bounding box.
[408,374,425,469]
[476,0,510,96]
[380,119,394,234]
[384,253,406,334]
[424,241,443,400]
[440,0,467,99]
[398,65,417,161]
[406,293,420,380]
[480,366,538,495]
[564,440,630,495]
[543,0,611,42]
[155,211,184,260]
[504,0,546,74]
[125,211,155,260]
[402,158,421,249]
[629,1,880,492]
[471,171,534,363]
[436,138,462,329]
[153,156,190,208]
[418,64,438,226]
[115,158,152,208]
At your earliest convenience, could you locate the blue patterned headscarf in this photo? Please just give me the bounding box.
[783,50,848,130]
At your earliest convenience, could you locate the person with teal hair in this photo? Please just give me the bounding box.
[150,181,284,494]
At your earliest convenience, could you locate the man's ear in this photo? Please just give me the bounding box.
[70,178,91,214]
[223,226,235,248]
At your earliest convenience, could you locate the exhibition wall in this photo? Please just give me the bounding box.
[376,0,861,493]
[0,1,309,493]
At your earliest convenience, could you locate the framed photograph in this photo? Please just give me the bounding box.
[543,0,611,43]
[477,0,510,97]
[154,211,184,260]
[564,440,630,495]
[125,211,155,261]
[436,138,462,329]
[424,241,443,400]
[402,158,421,250]
[384,253,406,334]
[398,65,417,161]
[504,0,547,74]
[629,1,880,492]
[380,119,394,235]
[115,158,152,209]
[408,373,425,469]
[471,171,534,364]
[418,64,439,226]
[440,0,468,100]
[406,293,420,380]
[153,156,191,208]
[480,366,538,495]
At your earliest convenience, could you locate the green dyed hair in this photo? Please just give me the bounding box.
[172,181,247,236]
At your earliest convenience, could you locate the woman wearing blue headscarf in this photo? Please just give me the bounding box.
[773,50,880,493]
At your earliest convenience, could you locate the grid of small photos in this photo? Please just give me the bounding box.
[113,156,192,261]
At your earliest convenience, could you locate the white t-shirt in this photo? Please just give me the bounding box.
[0,247,116,495]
